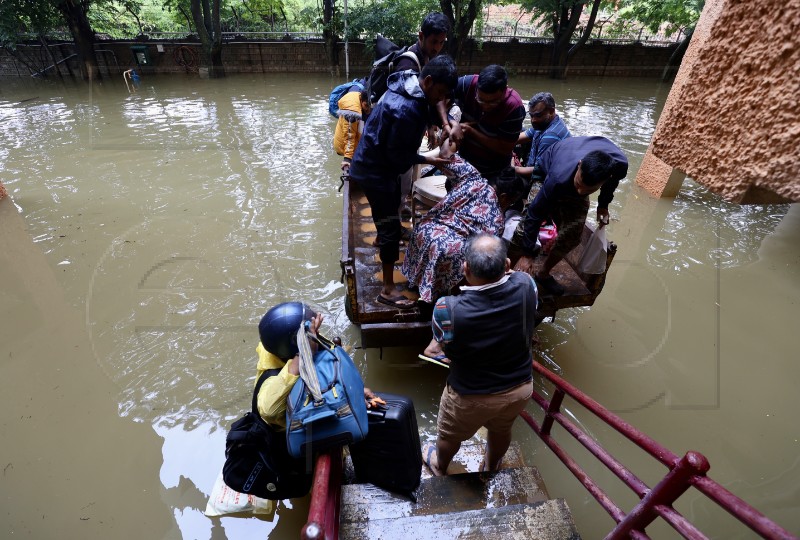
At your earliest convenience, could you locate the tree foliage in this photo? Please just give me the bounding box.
[519,0,607,78]
[343,0,437,45]
[0,0,62,47]
[617,0,703,35]
[439,0,481,61]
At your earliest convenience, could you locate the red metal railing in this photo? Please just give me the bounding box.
[300,448,343,540]
[523,356,796,540]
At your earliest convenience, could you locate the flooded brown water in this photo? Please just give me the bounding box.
[1,73,797,539]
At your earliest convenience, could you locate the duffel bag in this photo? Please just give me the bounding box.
[286,331,368,459]
[223,368,312,500]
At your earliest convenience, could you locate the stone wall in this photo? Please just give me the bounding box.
[0,39,678,79]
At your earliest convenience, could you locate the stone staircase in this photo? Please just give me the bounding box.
[339,442,581,539]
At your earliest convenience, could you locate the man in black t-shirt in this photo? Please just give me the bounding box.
[394,12,450,73]
[422,233,537,476]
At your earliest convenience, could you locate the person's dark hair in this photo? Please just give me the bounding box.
[529,91,555,110]
[492,166,526,201]
[580,150,615,187]
[359,89,370,104]
[421,55,457,90]
[421,12,450,37]
[477,64,508,93]
[464,233,507,281]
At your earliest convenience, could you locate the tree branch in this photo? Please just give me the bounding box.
[568,0,602,59]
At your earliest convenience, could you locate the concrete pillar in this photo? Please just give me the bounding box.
[635,0,725,198]
[636,0,800,203]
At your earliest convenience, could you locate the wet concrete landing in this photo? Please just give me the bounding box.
[340,442,580,539]
[340,498,580,539]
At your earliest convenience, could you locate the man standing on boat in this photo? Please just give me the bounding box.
[349,55,457,309]
[443,65,526,179]
[510,136,628,296]
[422,233,537,475]
[393,12,450,74]
[394,12,451,220]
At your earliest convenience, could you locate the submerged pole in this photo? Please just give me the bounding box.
[344,0,349,79]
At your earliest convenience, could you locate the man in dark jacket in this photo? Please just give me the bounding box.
[511,136,628,296]
[422,233,537,475]
[349,55,457,309]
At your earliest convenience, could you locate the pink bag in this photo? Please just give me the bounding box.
[538,222,558,254]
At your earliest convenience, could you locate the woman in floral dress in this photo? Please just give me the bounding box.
[402,154,522,304]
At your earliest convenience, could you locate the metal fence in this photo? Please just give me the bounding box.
[21,19,683,47]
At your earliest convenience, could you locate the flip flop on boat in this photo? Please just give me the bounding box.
[422,442,445,477]
[376,294,416,310]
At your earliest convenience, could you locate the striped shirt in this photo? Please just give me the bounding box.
[525,115,571,168]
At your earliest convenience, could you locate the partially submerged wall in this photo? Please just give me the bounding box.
[0,39,678,79]
[637,0,800,203]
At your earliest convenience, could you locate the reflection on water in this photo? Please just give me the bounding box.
[1,73,797,539]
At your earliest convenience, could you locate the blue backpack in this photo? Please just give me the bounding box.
[328,79,365,118]
[286,333,369,459]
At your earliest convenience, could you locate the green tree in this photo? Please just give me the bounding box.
[439,0,480,62]
[618,0,702,35]
[189,0,225,77]
[345,0,423,45]
[164,0,227,76]
[0,0,65,76]
[1,0,103,79]
[617,0,703,79]
[520,0,605,79]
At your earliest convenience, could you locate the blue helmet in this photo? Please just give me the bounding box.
[258,302,316,360]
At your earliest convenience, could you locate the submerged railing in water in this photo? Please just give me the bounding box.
[523,354,796,540]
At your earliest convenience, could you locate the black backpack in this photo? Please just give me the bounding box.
[222,368,312,500]
[364,34,421,104]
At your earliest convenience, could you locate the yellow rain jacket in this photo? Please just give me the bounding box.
[255,342,299,430]
[333,91,366,162]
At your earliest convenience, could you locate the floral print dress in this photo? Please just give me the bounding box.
[401,154,504,303]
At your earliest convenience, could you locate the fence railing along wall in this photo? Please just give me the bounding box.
[0,38,679,78]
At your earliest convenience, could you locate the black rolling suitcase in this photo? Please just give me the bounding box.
[349,392,422,500]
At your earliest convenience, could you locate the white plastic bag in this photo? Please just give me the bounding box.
[577,224,608,274]
[204,470,275,517]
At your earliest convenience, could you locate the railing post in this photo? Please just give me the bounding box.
[301,452,332,540]
[541,388,566,435]
[606,451,710,540]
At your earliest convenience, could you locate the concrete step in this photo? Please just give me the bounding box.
[341,466,549,521]
[419,439,530,480]
[340,441,581,539]
[339,498,581,540]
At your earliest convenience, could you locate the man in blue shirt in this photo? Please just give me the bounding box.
[510,136,628,296]
[515,92,571,173]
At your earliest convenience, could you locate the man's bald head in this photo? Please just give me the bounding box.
[464,233,507,282]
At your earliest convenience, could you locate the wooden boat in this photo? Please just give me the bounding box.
[340,176,618,348]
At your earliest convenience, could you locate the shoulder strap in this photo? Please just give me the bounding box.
[444,294,461,336]
[399,50,421,72]
[252,367,282,415]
